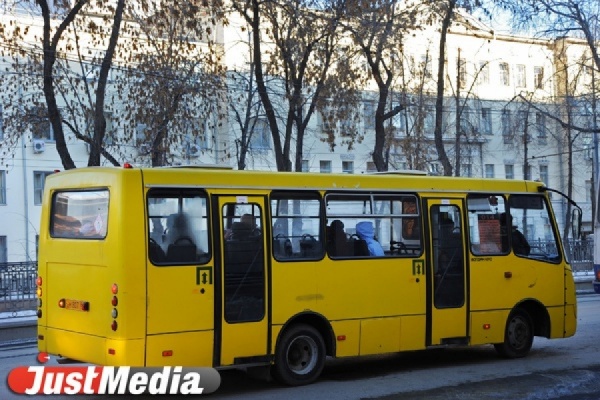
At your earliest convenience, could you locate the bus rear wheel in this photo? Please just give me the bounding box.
[272,324,326,386]
[494,309,533,358]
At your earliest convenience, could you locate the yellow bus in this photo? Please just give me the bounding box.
[37,165,579,386]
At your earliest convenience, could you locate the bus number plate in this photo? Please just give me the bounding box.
[65,299,87,311]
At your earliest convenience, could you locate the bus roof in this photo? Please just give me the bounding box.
[46,166,545,195]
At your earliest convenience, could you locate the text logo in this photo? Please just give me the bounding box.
[7,366,220,395]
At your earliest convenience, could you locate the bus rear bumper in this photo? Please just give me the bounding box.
[38,326,145,366]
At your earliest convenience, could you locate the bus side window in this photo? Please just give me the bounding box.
[163,213,197,263]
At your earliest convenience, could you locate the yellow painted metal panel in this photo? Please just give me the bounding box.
[146,331,214,367]
[470,310,507,345]
[330,320,360,357]
[399,315,426,351]
[41,328,144,366]
[146,265,215,334]
[360,317,401,355]
[314,258,425,321]
[220,321,268,366]
[547,306,568,338]
[564,304,577,338]
[271,261,318,325]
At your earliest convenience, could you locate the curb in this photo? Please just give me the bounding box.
[0,316,37,329]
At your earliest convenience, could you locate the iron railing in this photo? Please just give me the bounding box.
[0,241,595,320]
[0,261,37,320]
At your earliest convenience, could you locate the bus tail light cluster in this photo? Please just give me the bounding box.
[36,276,42,318]
[596,269,600,282]
[111,283,118,331]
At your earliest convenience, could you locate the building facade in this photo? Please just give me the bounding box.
[0,6,596,262]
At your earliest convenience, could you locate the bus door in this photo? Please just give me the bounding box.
[425,199,468,345]
[215,195,269,366]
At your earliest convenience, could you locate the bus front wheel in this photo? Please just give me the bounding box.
[494,309,534,358]
[272,324,326,386]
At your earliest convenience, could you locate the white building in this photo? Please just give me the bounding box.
[0,5,596,262]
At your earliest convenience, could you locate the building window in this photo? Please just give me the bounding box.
[0,105,4,141]
[485,164,494,178]
[499,62,510,86]
[534,66,544,89]
[424,107,435,134]
[586,180,592,203]
[536,112,547,140]
[364,102,376,130]
[517,110,529,136]
[301,160,309,172]
[250,118,270,149]
[0,236,6,263]
[459,105,471,134]
[31,106,54,141]
[539,165,548,185]
[478,61,490,85]
[342,161,354,174]
[481,108,492,135]
[505,164,514,179]
[318,110,334,134]
[34,171,53,206]
[462,164,472,177]
[0,170,5,205]
[420,54,432,78]
[502,109,512,143]
[524,164,532,180]
[516,64,526,88]
[320,160,332,173]
[458,58,467,89]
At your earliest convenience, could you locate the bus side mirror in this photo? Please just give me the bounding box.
[571,208,582,239]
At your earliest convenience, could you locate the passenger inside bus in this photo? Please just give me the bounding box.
[327,220,352,257]
[163,213,197,262]
[500,212,531,256]
[355,221,384,256]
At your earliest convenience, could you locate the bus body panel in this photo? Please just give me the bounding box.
[315,258,425,321]
[328,320,360,357]
[38,168,147,365]
[37,166,578,379]
[271,260,318,325]
[470,310,506,345]
[146,331,213,366]
[146,264,215,335]
[40,327,145,366]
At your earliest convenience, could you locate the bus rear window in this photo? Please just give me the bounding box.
[51,190,109,239]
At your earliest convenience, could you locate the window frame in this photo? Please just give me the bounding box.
[33,171,54,206]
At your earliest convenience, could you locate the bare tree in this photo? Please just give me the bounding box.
[0,1,224,169]
[501,0,600,235]
[0,0,124,169]
[343,0,421,172]
[120,0,225,167]
[232,0,351,172]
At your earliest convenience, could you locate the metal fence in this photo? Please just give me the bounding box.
[0,241,595,320]
[0,261,37,320]
[564,238,594,273]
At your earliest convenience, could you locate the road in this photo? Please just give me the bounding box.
[0,294,598,399]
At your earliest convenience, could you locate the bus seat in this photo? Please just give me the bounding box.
[327,220,352,257]
[230,221,253,240]
[225,239,262,275]
[273,237,293,259]
[166,237,197,262]
[353,239,369,256]
[149,238,166,262]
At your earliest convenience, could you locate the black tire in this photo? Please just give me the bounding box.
[494,309,534,358]
[272,324,326,386]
